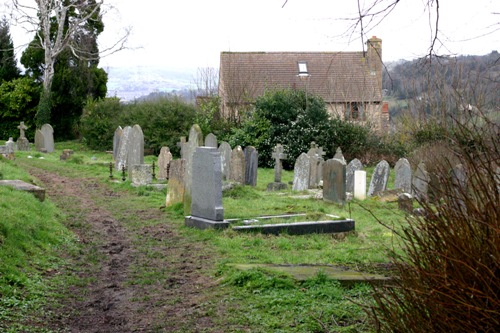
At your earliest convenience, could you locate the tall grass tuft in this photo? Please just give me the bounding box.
[368,114,500,332]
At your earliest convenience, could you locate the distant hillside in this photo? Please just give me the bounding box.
[104,66,197,102]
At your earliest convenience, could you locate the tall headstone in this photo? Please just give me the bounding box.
[177,136,187,160]
[16,122,30,151]
[185,147,229,229]
[40,124,54,153]
[368,160,390,196]
[292,153,311,191]
[157,146,173,180]
[183,124,204,214]
[34,130,45,152]
[218,141,232,181]
[229,146,245,184]
[126,124,144,173]
[115,126,132,170]
[267,144,288,191]
[346,158,363,193]
[244,146,258,186]
[333,147,346,164]
[204,133,218,148]
[353,170,367,200]
[165,159,185,207]
[412,162,430,201]
[323,158,347,204]
[307,142,321,188]
[113,126,123,161]
[394,158,412,193]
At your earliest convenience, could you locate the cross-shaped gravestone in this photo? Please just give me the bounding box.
[18,122,28,139]
[271,144,287,183]
[317,146,326,158]
[310,141,317,150]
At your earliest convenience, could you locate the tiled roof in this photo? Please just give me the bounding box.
[219,51,382,103]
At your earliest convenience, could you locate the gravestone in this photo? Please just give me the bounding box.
[307,142,321,188]
[40,124,54,153]
[394,158,412,193]
[333,147,346,164]
[316,146,326,183]
[16,122,30,151]
[130,164,152,186]
[183,124,204,215]
[353,170,367,200]
[244,146,258,186]
[323,158,347,204]
[398,193,414,214]
[346,158,363,193]
[368,160,390,196]
[412,162,430,201]
[185,147,229,229]
[292,153,311,191]
[126,124,144,173]
[34,130,45,152]
[218,141,232,181]
[113,126,123,161]
[204,133,218,148]
[267,144,288,191]
[60,149,74,160]
[4,138,15,160]
[157,146,173,180]
[229,146,245,184]
[177,136,187,160]
[115,126,132,170]
[165,159,185,207]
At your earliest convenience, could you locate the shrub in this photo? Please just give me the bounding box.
[368,115,500,332]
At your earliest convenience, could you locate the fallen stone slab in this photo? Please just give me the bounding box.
[232,219,355,235]
[0,180,46,202]
[227,263,391,287]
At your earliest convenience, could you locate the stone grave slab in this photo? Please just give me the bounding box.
[0,180,45,202]
[244,146,258,186]
[229,146,245,184]
[130,164,152,186]
[323,158,347,204]
[126,124,144,173]
[40,124,54,153]
[165,159,185,207]
[292,153,310,191]
[157,146,172,180]
[368,160,390,196]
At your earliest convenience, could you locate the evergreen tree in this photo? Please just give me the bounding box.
[0,17,20,82]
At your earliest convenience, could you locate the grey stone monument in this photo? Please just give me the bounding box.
[165,159,185,207]
[412,162,430,201]
[115,126,132,170]
[177,136,187,160]
[34,130,45,152]
[185,147,229,229]
[368,160,390,196]
[267,143,288,191]
[292,152,311,191]
[244,146,258,186]
[333,147,346,164]
[218,141,232,181]
[126,124,144,173]
[157,146,173,180]
[307,142,321,189]
[183,124,204,215]
[323,158,347,204]
[16,122,30,151]
[229,145,245,184]
[113,126,123,161]
[346,158,363,193]
[40,124,54,153]
[204,133,218,148]
[394,158,412,193]
[130,164,152,186]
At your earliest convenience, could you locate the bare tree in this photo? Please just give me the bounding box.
[192,67,219,98]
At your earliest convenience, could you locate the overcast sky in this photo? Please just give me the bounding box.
[4,0,500,71]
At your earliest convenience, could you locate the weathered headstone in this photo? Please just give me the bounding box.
[323,158,347,204]
[353,170,367,200]
[4,138,15,160]
[292,153,311,191]
[307,142,321,188]
[126,124,144,173]
[218,141,232,181]
[113,126,123,161]
[185,147,229,229]
[398,193,414,214]
[177,136,187,160]
[16,122,30,151]
[115,126,132,170]
[130,164,152,186]
[346,158,363,193]
[412,162,430,201]
[165,159,185,207]
[229,146,245,184]
[244,146,258,186]
[40,124,54,153]
[267,144,288,191]
[394,158,412,193]
[183,124,204,214]
[157,147,173,180]
[204,133,218,148]
[368,160,390,196]
[333,147,346,164]
[34,130,45,152]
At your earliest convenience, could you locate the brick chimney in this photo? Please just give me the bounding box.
[366,36,382,75]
